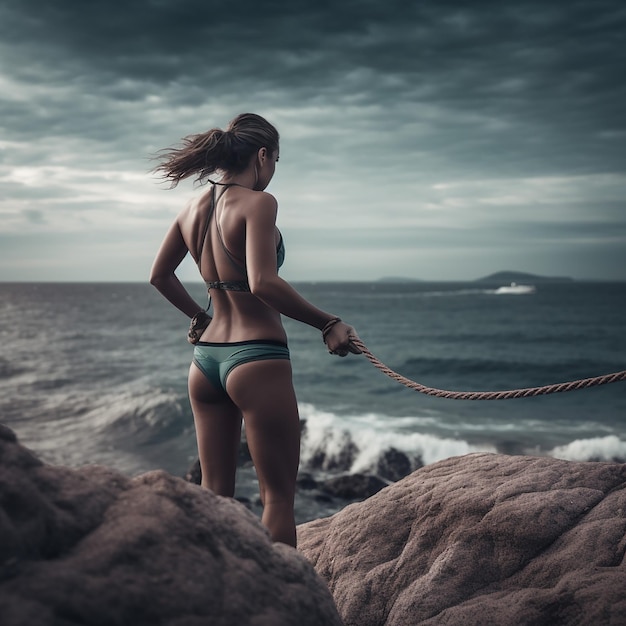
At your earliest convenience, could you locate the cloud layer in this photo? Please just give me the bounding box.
[1,0,625,281]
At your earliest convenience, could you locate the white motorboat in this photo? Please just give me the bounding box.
[494,282,536,295]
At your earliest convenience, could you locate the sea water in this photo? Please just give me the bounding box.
[1,281,625,521]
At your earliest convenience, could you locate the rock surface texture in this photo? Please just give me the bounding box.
[0,424,342,626]
[298,453,626,626]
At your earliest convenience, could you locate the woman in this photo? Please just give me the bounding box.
[150,113,360,547]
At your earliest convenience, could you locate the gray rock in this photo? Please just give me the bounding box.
[298,453,626,626]
[0,426,342,626]
[306,432,358,472]
[376,447,416,482]
[321,473,388,500]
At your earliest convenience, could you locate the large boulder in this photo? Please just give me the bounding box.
[0,424,342,626]
[298,452,626,626]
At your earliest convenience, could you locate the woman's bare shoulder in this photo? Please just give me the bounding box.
[252,191,278,214]
[176,192,210,224]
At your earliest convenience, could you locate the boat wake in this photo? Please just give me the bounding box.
[494,282,536,295]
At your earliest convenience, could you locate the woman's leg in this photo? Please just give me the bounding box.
[188,363,242,497]
[226,359,300,547]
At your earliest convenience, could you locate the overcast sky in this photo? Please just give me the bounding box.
[1,0,625,282]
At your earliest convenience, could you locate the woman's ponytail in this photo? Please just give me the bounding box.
[153,128,227,187]
[153,113,279,187]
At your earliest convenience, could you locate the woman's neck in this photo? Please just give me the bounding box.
[220,167,257,190]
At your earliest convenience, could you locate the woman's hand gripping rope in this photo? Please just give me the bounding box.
[322,317,362,357]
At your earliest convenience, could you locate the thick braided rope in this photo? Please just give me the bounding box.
[348,336,626,400]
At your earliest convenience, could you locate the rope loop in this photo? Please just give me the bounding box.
[348,336,626,400]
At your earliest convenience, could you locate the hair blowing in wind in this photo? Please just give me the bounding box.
[153,113,280,187]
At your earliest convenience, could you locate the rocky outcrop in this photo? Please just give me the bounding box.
[0,424,342,626]
[298,453,626,626]
[7,418,625,626]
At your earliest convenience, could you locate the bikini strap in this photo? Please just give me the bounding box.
[197,184,233,274]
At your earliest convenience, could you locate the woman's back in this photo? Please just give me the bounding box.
[179,184,286,343]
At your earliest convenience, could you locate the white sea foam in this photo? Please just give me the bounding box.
[298,403,496,473]
[548,435,626,462]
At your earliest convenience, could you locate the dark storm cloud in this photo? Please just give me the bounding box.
[1,0,624,181]
[3,2,625,116]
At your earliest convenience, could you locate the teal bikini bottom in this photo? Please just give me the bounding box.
[192,340,290,392]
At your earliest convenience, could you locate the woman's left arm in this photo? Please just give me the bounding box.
[149,218,206,318]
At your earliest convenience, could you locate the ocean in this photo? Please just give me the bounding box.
[1,281,625,522]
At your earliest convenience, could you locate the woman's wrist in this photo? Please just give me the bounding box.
[321,317,342,343]
[187,309,212,344]
[192,309,211,321]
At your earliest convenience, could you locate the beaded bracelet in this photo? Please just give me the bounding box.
[321,317,342,343]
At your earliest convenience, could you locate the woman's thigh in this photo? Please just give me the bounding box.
[188,363,242,493]
[225,359,300,497]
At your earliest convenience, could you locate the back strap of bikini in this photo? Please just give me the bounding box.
[206,280,251,292]
[215,209,247,277]
[197,184,234,274]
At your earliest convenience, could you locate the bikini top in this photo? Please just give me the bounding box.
[197,183,285,293]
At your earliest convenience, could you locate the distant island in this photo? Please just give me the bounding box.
[475,271,573,283]
[376,272,573,284]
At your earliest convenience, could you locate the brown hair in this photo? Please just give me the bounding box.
[153,113,280,187]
